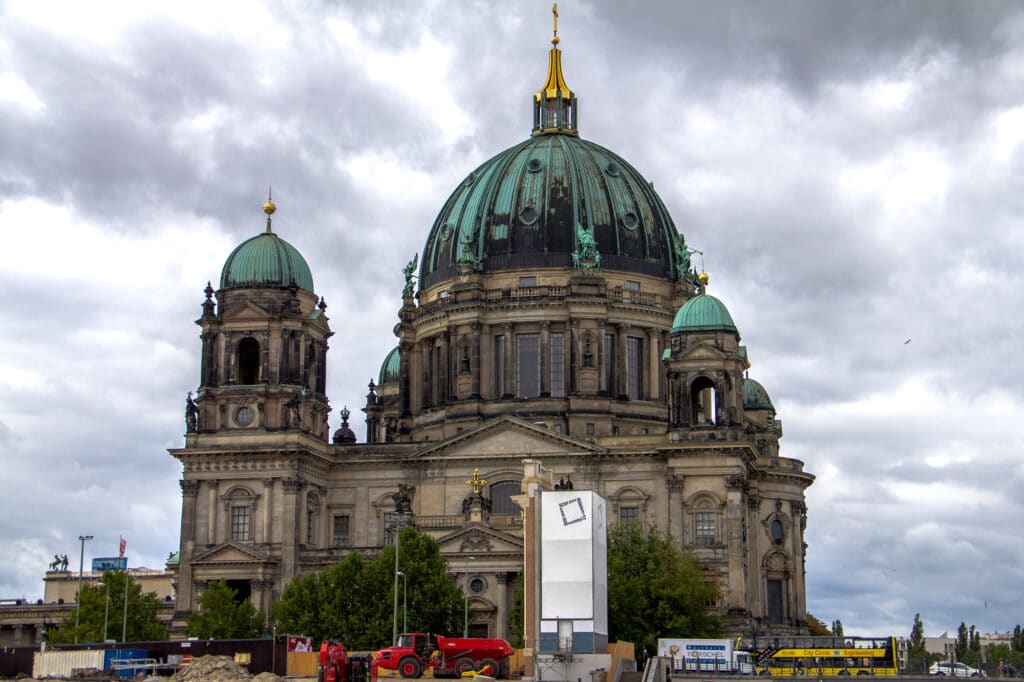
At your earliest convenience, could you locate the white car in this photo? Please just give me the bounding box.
[930,662,985,677]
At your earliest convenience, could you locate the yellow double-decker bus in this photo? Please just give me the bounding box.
[745,636,899,677]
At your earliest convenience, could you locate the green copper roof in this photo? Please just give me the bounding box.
[220,231,314,292]
[671,294,738,334]
[743,377,774,410]
[379,346,401,385]
[419,133,689,288]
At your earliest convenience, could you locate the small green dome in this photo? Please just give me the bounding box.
[743,377,774,410]
[379,346,401,385]
[220,231,314,292]
[671,294,738,334]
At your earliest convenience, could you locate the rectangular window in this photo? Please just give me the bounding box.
[231,506,250,542]
[766,579,784,624]
[604,334,615,393]
[627,336,643,400]
[516,333,540,398]
[495,335,506,397]
[695,511,716,546]
[626,280,641,292]
[586,423,595,435]
[519,276,538,288]
[332,515,350,547]
[619,506,640,525]
[550,332,565,397]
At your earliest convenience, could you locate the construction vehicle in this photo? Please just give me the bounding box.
[320,640,373,682]
[374,633,514,679]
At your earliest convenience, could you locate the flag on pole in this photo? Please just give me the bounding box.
[119,537,126,557]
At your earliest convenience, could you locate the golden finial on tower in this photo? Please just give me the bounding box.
[263,187,276,233]
[698,271,709,285]
[551,3,559,45]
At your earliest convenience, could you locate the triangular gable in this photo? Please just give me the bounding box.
[437,525,524,555]
[220,299,272,320]
[674,340,731,361]
[414,416,606,459]
[191,541,275,565]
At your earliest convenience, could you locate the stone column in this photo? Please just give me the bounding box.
[495,572,511,640]
[596,321,606,395]
[262,479,274,545]
[471,323,483,399]
[503,323,514,399]
[569,317,580,394]
[280,477,306,584]
[666,474,684,547]
[440,328,451,403]
[540,321,551,397]
[615,323,628,400]
[175,479,200,614]
[206,480,218,544]
[421,340,432,409]
[646,328,660,401]
[399,341,413,418]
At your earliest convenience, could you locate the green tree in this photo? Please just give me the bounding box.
[907,613,927,674]
[607,523,723,656]
[957,622,969,660]
[48,570,167,643]
[274,526,464,649]
[187,580,265,639]
[831,619,844,637]
[805,613,830,636]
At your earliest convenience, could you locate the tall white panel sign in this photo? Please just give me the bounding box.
[539,490,607,653]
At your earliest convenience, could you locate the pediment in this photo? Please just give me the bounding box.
[675,341,730,361]
[191,541,275,565]
[437,525,524,556]
[415,416,605,459]
[221,299,272,320]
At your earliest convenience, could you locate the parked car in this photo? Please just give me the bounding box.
[930,662,986,677]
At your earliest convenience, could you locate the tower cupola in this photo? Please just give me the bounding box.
[532,4,577,136]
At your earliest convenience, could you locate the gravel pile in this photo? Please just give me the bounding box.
[171,656,281,682]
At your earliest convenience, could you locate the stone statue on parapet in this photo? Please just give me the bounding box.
[49,554,69,571]
[185,391,199,433]
[402,253,419,296]
[572,223,601,269]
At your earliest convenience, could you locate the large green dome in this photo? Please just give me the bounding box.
[743,377,774,410]
[671,294,738,334]
[220,229,314,292]
[419,133,689,289]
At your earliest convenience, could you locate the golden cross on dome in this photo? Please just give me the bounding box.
[466,468,487,495]
[551,3,559,45]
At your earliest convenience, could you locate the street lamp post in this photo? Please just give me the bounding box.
[74,535,93,644]
[121,569,129,643]
[99,582,110,642]
[463,556,475,637]
[397,571,408,632]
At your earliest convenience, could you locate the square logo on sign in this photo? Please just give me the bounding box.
[559,497,587,526]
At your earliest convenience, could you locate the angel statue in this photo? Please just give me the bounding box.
[402,253,419,296]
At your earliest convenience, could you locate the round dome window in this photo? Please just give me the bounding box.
[527,158,543,173]
[469,577,486,594]
[605,162,620,177]
[622,213,639,230]
[519,206,539,225]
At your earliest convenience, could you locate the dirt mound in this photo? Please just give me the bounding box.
[250,673,283,682]
[173,655,257,682]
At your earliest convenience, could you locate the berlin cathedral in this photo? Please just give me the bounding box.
[169,16,814,641]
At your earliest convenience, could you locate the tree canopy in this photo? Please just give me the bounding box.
[607,523,723,655]
[805,613,830,636]
[48,570,166,643]
[187,580,265,639]
[274,526,465,649]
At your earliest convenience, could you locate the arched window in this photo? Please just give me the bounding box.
[490,480,521,514]
[238,338,260,385]
[690,376,717,425]
[687,493,721,547]
[770,518,785,545]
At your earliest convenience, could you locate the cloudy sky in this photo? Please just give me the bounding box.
[2,0,1023,638]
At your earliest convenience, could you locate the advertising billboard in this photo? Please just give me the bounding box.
[91,557,127,571]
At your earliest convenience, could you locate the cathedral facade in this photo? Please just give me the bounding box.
[169,25,814,641]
